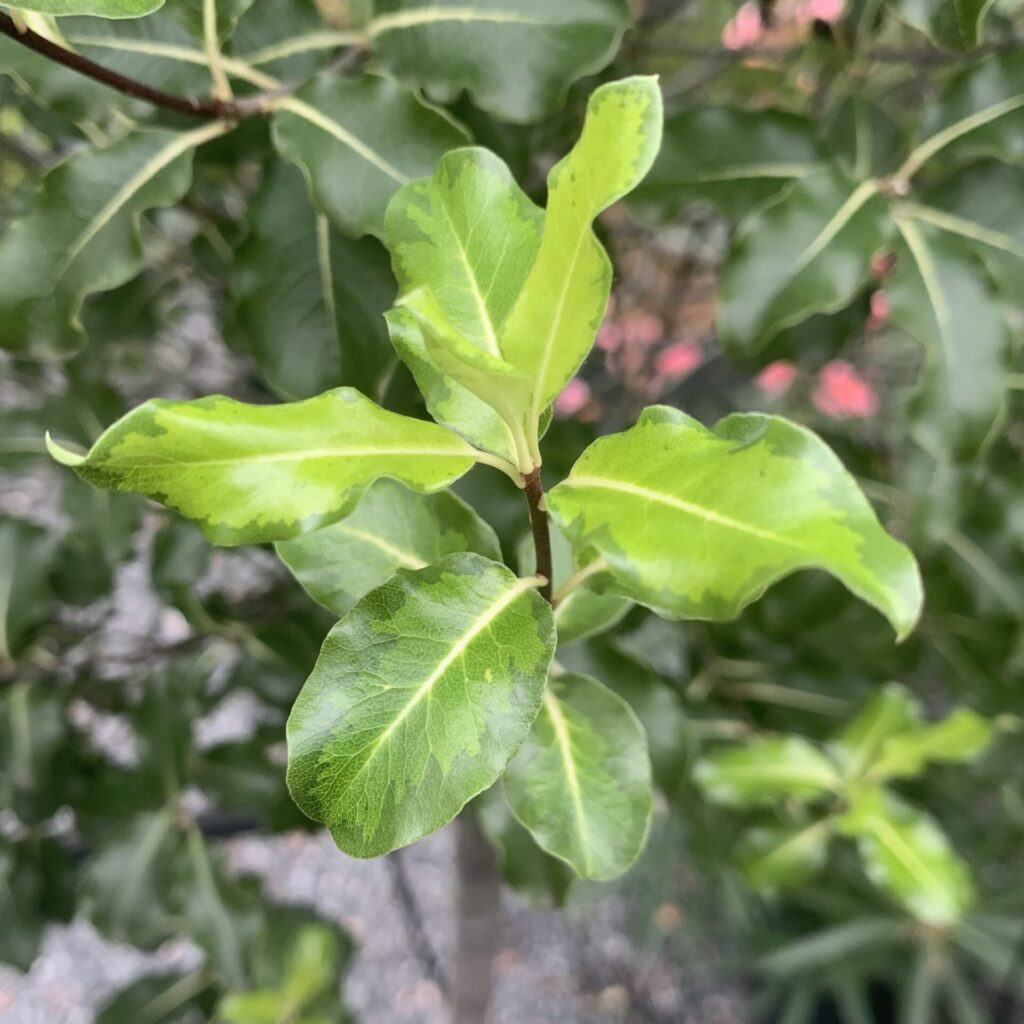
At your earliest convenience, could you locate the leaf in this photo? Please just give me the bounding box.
[758,917,906,978]
[10,0,163,15]
[867,708,994,782]
[503,673,652,880]
[1,682,66,824]
[366,0,632,123]
[830,683,921,780]
[838,790,974,924]
[272,72,470,239]
[476,787,575,907]
[694,737,840,807]
[717,166,891,353]
[46,387,484,545]
[384,147,544,464]
[228,162,397,400]
[499,76,662,456]
[0,123,226,356]
[276,479,501,615]
[397,286,536,465]
[95,973,213,1024]
[286,553,555,857]
[82,809,183,948]
[739,820,832,890]
[631,107,824,225]
[887,215,1010,461]
[891,0,994,50]
[548,406,923,639]
[0,517,57,661]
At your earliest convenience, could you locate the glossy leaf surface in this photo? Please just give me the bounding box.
[229,162,397,400]
[367,0,631,123]
[548,406,923,638]
[0,124,223,356]
[499,76,662,450]
[46,388,480,545]
[276,480,500,615]
[504,673,652,880]
[273,73,470,239]
[633,107,823,224]
[287,554,555,857]
[717,167,890,352]
[11,0,163,15]
[739,821,832,890]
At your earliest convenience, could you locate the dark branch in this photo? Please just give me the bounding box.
[0,12,242,120]
[524,468,553,604]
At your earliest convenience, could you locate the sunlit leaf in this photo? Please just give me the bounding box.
[548,406,923,638]
[46,388,484,545]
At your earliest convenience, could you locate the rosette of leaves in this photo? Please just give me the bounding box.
[48,76,924,884]
[694,683,997,925]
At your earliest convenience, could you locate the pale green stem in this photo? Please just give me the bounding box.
[552,557,608,604]
[202,0,233,101]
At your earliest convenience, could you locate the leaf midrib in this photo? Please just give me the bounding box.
[566,474,807,551]
[327,575,538,798]
[543,689,592,874]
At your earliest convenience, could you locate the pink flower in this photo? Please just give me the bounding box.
[596,322,623,353]
[621,311,663,347]
[654,342,703,379]
[554,377,592,418]
[796,0,844,22]
[812,360,878,419]
[756,359,797,397]
[722,1,764,48]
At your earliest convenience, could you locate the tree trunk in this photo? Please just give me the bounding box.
[452,813,502,1024]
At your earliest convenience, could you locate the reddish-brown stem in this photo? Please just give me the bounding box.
[0,12,239,120]
[523,468,553,604]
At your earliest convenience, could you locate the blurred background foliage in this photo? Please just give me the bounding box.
[1,0,1024,1021]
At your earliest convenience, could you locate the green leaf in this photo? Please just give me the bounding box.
[503,673,652,880]
[384,147,544,464]
[739,820,832,891]
[867,708,994,782]
[366,0,632,123]
[631,107,823,225]
[10,0,163,16]
[397,286,536,467]
[1,682,66,824]
[0,517,57,661]
[838,790,974,924]
[717,166,890,353]
[887,215,1009,461]
[0,123,226,356]
[229,162,397,400]
[276,479,501,616]
[272,73,470,239]
[476,787,575,906]
[891,0,994,50]
[499,76,662,456]
[46,388,485,545]
[694,737,840,807]
[830,683,921,780]
[548,406,923,639]
[286,553,555,857]
[95,973,213,1024]
[82,808,182,948]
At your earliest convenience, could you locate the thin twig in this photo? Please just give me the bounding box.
[524,468,553,603]
[0,12,242,120]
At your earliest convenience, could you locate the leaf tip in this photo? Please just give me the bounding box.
[45,431,86,467]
